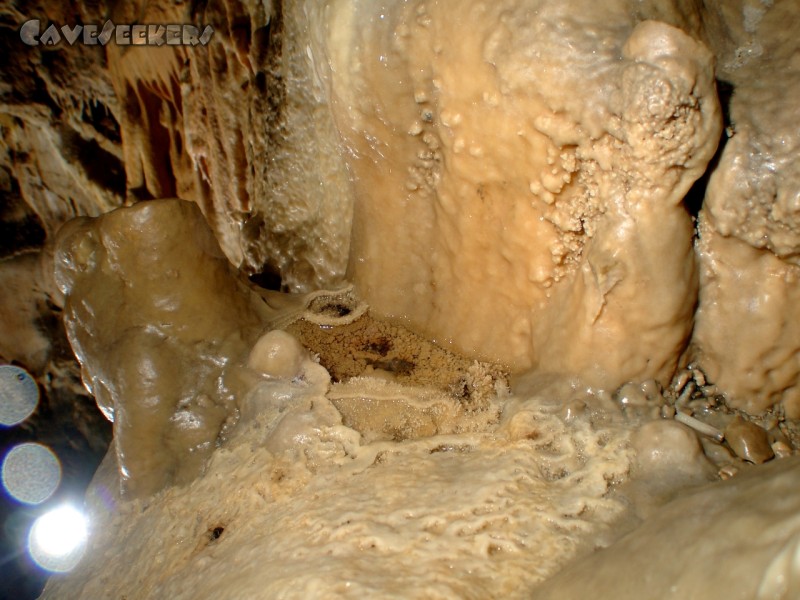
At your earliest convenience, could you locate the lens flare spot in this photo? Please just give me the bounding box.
[28,505,89,572]
[2,443,61,505]
[0,365,39,426]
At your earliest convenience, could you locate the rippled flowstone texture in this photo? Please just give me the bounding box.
[1,0,799,598]
[42,199,800,599]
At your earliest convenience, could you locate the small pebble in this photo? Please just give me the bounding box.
[700,438,733,464]
[772,441,793,459]
[692,368,706,387]
[247,330,307,379]
[631,420,715,482]
[724,417,774,464]
[718,464,738,480]
[673,370,691,394]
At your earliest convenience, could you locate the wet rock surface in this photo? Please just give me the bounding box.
[1,0,799,598]
[725,417,775,464]
[533,457,800,600]
[53,200,273,498]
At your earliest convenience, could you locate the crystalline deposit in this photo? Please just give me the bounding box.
[319,2,721,390]
[2,0,795,598]
[691,0,800,416]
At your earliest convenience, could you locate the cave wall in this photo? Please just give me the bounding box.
[104,0,353,291]
[1,1,798,597]
[1,0,799,417]
[690,0,800,415]
[1,1,124,248]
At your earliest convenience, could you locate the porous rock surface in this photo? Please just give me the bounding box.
[3,0,799,413]
[0,0,799,598]
[691,0,800,415]
[318,1,721,387]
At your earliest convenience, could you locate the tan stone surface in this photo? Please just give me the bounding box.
[534,457,800,600]
[316,1,721,390]
[692,0,800,415]
[53,199,275,497]
[0,1,798,597]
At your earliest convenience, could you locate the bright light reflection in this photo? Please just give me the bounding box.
[28,505,89,572]
[2,442,61,505]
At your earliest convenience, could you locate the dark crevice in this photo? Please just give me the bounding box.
[716,79,735,129]
[81,100,122,145]
[137,82,178,198]
[32,78,64,119]
[683,79,734,219]
[175,130,183,156]
[231,15,252,58]
[129,185,155,201]
[0,171,47,257]
[251,24,272,67]
[0,214,46,258]
[60,127,126,197]
[249,267,282,291]
[190,0,210,18]
[0,27,59,118]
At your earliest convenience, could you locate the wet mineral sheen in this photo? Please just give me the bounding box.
[41,199,800,599]
[32,0,800,597]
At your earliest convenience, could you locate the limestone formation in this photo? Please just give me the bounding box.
[0,0,799,598]
[103,0,353,290]
[4,0,798,414]
[317,2,721,388]
[534,457,800,600]
[691,0,800,416]
[53,199,275,497]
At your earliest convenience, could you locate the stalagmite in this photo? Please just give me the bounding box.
[53,199,274,497]
[691,0,800,416]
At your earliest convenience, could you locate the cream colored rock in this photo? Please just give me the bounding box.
[692,0,800,415]
[533,457,800,600]
[247,330,308,379]
[632,420,714,477]
[8,1,800,597]
[629,419,717,504]
[40,384,635,600]
[315,0,721,390]
[693,219,800,416]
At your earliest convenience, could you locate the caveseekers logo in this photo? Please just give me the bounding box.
[19,19,214,47]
